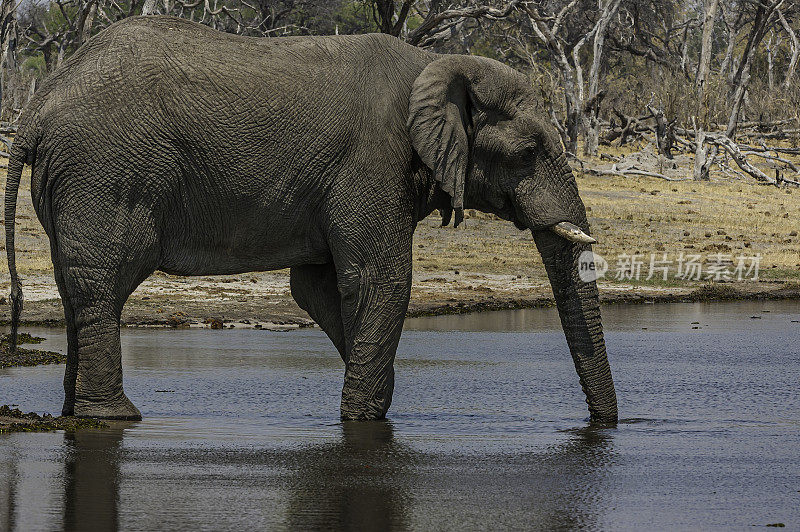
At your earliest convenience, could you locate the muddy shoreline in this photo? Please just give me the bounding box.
[406,283,800,317]
[0,405,107,433]
[1,280,797,329]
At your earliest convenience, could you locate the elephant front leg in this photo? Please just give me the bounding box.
[338,270,411,421]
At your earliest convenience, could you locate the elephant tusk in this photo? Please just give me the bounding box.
[550,221,597,244]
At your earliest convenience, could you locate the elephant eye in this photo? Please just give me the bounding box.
[517,146,537,161]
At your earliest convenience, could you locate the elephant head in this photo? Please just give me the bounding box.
[408,55,618,423]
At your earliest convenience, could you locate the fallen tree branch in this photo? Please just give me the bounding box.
[706,134,777,185]
[748,142,800,155]
[757,128,800,139]
[717,160,749,181]
[742,149,799,172]
[775,169,800,187]
[588,165,690,181]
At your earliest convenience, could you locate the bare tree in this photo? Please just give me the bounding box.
[778,9,799,88]
[366,0,521,48]
[582,0,622,156]
[522,0,623,156]
[693,0,719,181]
[21,0,103,71]
[725,0,785,138]
[522,1,583,154]
[1,0,18,118]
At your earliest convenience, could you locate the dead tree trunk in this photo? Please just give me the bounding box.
[766,30,776,92]
[779,10,799,89]
[648,105,674,159]
[726,1,783,139]
[582,0,622,157]
[708,134,777,184]
[694,0,719,181]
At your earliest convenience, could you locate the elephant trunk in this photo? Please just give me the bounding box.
[533,230,618,423]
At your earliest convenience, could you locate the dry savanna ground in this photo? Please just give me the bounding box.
[0,141,798,328]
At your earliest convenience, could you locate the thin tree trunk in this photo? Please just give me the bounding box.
[56,42,66,70]
[694,0,719,181]
[1,0,18,120]
[583,0,622,157]
[564,80,580,155]
[766,31,775,92]
[779,10,799,89]
[76,0,98,45]
[726,53,753,138]
[719,11,737,79]
[142,0,159,15]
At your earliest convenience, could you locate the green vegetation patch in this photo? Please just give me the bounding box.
[0,405,108,433]
[0,332,66,368]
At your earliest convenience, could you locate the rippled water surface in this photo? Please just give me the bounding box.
[1,300,798,530]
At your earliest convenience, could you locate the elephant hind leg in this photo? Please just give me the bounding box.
[53,211,159,420]
[53,262,79,416]
[290,263,346,360]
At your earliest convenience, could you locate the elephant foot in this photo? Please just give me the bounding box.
[340,395,390,421]
[340,409,387,421]
[73,394,142,420]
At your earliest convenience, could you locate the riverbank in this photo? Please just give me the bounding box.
[1,271,797,329]
[2,144,798,329]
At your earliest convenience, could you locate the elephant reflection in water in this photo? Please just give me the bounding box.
[61,427,126,531]
[1,421,613,529]
[284,422,614,530]
[0,452,17,529]
[0,426,125,531]
[286,421,411,530]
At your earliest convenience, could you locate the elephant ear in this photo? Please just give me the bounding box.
[407,55,524,227]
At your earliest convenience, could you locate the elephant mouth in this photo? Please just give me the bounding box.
[549,221,597,244]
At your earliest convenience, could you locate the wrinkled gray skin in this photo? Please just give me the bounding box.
[4,16,617,423]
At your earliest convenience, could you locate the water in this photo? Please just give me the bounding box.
[1,300,798,530]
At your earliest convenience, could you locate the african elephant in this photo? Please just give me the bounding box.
[5,16,617,423]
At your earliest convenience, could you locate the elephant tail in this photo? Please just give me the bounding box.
[4,143,26,354]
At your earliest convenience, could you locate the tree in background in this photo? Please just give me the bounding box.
[2,0,800,186]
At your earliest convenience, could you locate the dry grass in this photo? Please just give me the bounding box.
[583,141,800,281]
[582,173,799,274]
[414,141,800,286]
